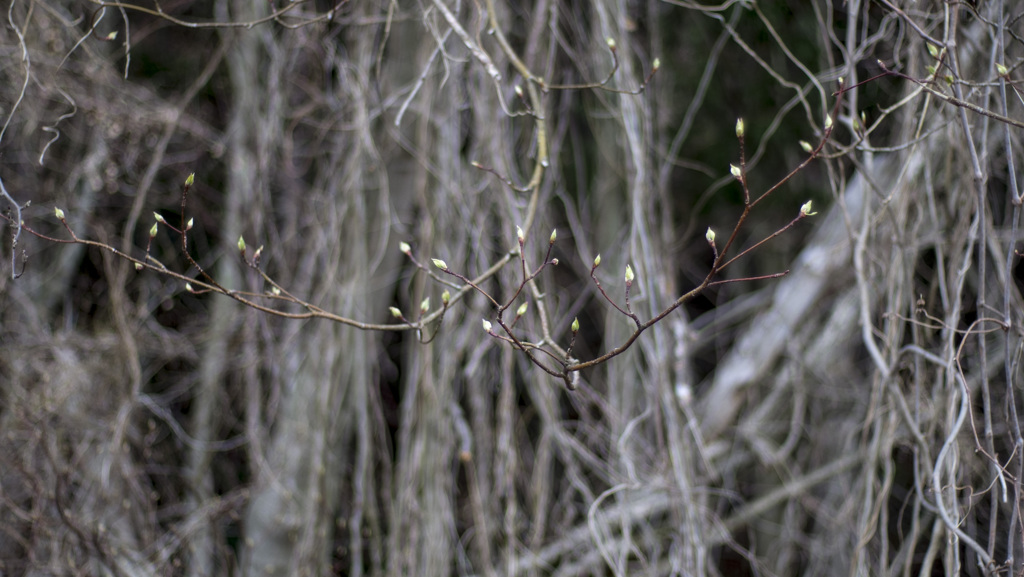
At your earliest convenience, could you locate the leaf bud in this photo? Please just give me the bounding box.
[516,302,528,317]
[237,236,246,253]
[652,58,660,71]
[625,264,635,285]
[432,258,448,271]
[185,173,195,188]
[185,283,195,293]
[606,38,616,51]
[54,207,65,220]
[800,200,818,216]
[549,229,557,244]
[997,63,1009,77]
[153,212,166,224]
[389,306,403,318]
[420,297,430,314]
[730,164,742,179]
[516,225,525,243]
[399,241,411,255]
[927,43,940,59]
[593,254,601,267]
[134,262,143,271]
[441,290,450,305]
[799,140,813,153]
[149,222,159,238]
[186,217,194,231]
[706,227,716,244]
[571,317,580,333]
[482,319,493,333]
[735,118,744,138]
[824,114,833,130]
[271,286,281,296]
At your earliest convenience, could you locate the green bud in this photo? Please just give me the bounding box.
[420,297,430,314]
[800,200,818,216]
[237,236,246,252]
[706,227,716,243]
[482,319,492,333]
[389,306,403,318]
[432,258,448,271]
[593,254,601,267]
[735,118,744,138]
[399,241,411,255]
[516,226,525,243]
[149,222,159,238]
[730,164,742,179]
[625,264,635,285]
[652,58,660,71]
[824,114,833,130]
[153,212,166,224]
[186,217,194,231]
[549,229,557,244]
[997,63,1009,77]
[799,140,813,153]
[185,173,195,187]
[571,317,580,333]
[441,290,450,305]
[54,207,65,220]
[516,302,528,317]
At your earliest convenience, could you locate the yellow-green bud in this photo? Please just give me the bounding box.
[799,140,813,153]
[927,43,940,59]
[149,222,159,238]
[153,212,166,224]
[800,200,818,216]
[730,164,742,179]
[482,319,492,333]
[997,63,1009,77]
[441,290,450,305]
[432,258,448,270]
[593,254,601,267]
[389,306,403,318]
[606,38,616,50]
[271,286,281,296]
[186,217,194,231]
[625,264,635,285]
[399,241,411,255]
[237,236,246,252]
[54,207,65,220]
[420,297,430,314]
[185,283,195,293]
[571,317,580,333]
[549,229,557,244]
[735,118,744,138]
[824,114,833,130]
[706,227,716,243]
[185,173,195,187]
[652,58,660,71]
[516,225,525,243]
[134,262,143,271]
[516,302,528,317]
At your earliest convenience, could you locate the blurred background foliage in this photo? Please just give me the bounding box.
[2,0,1022,576]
